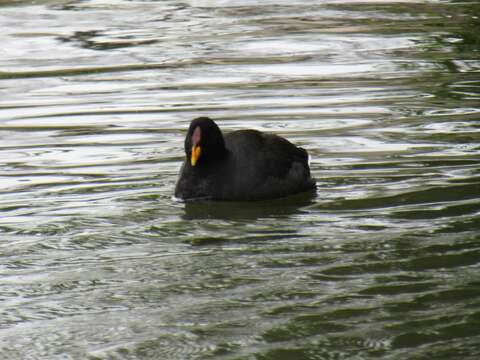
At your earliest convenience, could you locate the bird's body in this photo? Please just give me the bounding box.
[175,117,316,201]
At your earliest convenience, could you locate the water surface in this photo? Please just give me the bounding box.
[0,0,479,359]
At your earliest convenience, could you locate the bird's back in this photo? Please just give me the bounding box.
[222,130,315,200]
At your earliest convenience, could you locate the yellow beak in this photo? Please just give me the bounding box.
[191,145,201,166]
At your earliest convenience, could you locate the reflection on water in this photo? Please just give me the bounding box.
[182,190,317,221]
[0,0,479,359]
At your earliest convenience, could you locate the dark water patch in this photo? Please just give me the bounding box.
[392,200,480,220]
[392,316,480,350]
[407,249,480,271]
[359,282,438,296]
[316,183,480,212]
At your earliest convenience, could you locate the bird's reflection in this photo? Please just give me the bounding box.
[181,189,317,221]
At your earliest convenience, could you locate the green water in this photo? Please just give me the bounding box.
[0,1,479,359]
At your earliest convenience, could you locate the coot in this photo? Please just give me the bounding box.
[175,117,316,201]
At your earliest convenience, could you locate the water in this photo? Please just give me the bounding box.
[1,0,479,359]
